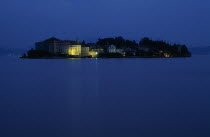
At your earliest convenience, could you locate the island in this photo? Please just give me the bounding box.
[20,37,191,59]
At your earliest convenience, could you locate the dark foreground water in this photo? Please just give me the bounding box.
[0,55,210,137]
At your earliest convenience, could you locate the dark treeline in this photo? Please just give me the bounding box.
[96,37,191,57]
[139,37,190,57]
[97,36,138,49]
[26,49,53,58]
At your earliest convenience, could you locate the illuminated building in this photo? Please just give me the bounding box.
[68,45,90,57]
[35,37,90,57]
[81,47,90,57]
[36,37,79,54]
[68,45,82,56]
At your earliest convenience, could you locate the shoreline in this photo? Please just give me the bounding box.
[20,55,191,59]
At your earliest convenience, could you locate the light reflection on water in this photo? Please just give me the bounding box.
[0,55,210,137]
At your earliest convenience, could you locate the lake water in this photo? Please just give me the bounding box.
[0,55,210,137]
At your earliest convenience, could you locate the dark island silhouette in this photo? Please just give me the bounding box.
[21,37,191,59]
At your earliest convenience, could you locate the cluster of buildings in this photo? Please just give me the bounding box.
[35,37,124,58]
[19,36,191,59]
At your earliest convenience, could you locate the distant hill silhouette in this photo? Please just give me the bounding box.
[0,48,27,56]
[189,46,210,55]
[0,48,8,54]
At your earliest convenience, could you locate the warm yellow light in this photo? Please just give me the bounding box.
[164,53,170,58]
[68,45,82,56]
[89,51,98,58]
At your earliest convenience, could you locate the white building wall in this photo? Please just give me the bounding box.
[108,45,117,53]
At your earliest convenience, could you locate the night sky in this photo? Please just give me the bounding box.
[0,0,210,49]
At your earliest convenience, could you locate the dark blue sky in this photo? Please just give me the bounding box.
[0,0,210,49]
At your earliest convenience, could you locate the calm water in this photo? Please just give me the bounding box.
[0,55,210,137]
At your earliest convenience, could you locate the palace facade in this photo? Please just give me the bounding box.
[35,37,90,57]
